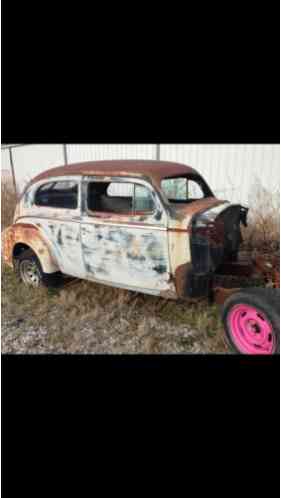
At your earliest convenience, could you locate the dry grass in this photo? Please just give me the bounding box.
[1,179,17,231]
[1,265,227,354]
[241,184,280,253]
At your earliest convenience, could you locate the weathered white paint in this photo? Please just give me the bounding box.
[18,175,84,276]
[13,173,176,294]
[81,219,172,291]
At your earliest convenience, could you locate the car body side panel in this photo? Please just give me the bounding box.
[81,218,175,295]
[27,217,85,278]
[80,175,177,296]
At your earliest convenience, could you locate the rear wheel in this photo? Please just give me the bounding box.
[221,288,280,354]
[15,249,62,288]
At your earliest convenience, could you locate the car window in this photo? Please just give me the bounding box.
[87,181,155,215]
[134,185,154,212]
[35,181,78,209]
[107,182,134,198]
[188,180,204,199]
[161,178,188,200]
[39,182,56,191]
[161,175,210,202]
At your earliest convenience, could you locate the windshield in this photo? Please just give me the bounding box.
[161,174,213,204]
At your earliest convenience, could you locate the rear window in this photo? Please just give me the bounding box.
[35,181,78,209]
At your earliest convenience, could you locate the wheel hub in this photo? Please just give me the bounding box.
[228,304,274,354]
[20,260,41,287]
[246,319,261,334]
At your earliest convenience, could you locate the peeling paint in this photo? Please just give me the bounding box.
[57,228,63,246]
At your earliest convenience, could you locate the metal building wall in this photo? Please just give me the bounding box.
[66,144,156,163]
[1,149,11,174]
[10,144,64,188]
[1,144,280,206]
[160,144,280,205]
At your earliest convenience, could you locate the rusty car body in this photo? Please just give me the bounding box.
[2,160,250,299]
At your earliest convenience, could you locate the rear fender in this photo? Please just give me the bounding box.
[2,223,60,274]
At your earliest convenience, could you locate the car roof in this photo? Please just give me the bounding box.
[24,160,198,192]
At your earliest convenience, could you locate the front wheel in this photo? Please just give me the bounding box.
[221,288,280,354]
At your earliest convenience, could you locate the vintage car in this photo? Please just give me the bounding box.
[2,160,280,354]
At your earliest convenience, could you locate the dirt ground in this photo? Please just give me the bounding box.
[1,265,229,354]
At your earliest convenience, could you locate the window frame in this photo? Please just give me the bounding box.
[32,176,81,212]
[161,174,214,202]
[82,176,163,221]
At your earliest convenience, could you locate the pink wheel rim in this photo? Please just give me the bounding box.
[228,304,275,354]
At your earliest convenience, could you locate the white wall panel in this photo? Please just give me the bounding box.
[3,144,280,205]
[160,144,280,205]
[1,149,12,173]
[12,144,64,192]
[67,144,156,163]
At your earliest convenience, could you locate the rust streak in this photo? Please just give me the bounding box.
[174,263,192,298]
[168,228,189,233]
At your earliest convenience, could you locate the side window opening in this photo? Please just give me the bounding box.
[161,175,212,204]
[162,178,188,200]
[188,180,204,199]
[87,182,133,214]
[35,181,78,209]
[134,185,154,212]
[87,181,155,216]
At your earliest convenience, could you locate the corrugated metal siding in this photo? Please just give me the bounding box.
[160,144,280,205]
[1,144,279,204]
[10,144,64,191]
[67,144,156,163]
[1,149,11,173]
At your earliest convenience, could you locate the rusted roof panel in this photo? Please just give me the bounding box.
[24,160,198,191]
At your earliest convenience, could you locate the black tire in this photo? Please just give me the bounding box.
[221,287,280,354]
[14,249,62,288]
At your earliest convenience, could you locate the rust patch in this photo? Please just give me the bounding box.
[178,199,226,224]
[213,287,241,305]
[2,223,59,273]
[2,224,38,266]
[168,228,189,233]
[13,223,39,231]
[174,263,192,298]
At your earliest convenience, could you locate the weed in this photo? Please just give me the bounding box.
[1,179,17,231]
[242,183,280,253]
[1,263,228,353]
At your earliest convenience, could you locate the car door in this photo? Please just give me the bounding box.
[30,176,85,278]
[80,176,172,295]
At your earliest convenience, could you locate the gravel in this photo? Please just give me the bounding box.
[2,267,228,354]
